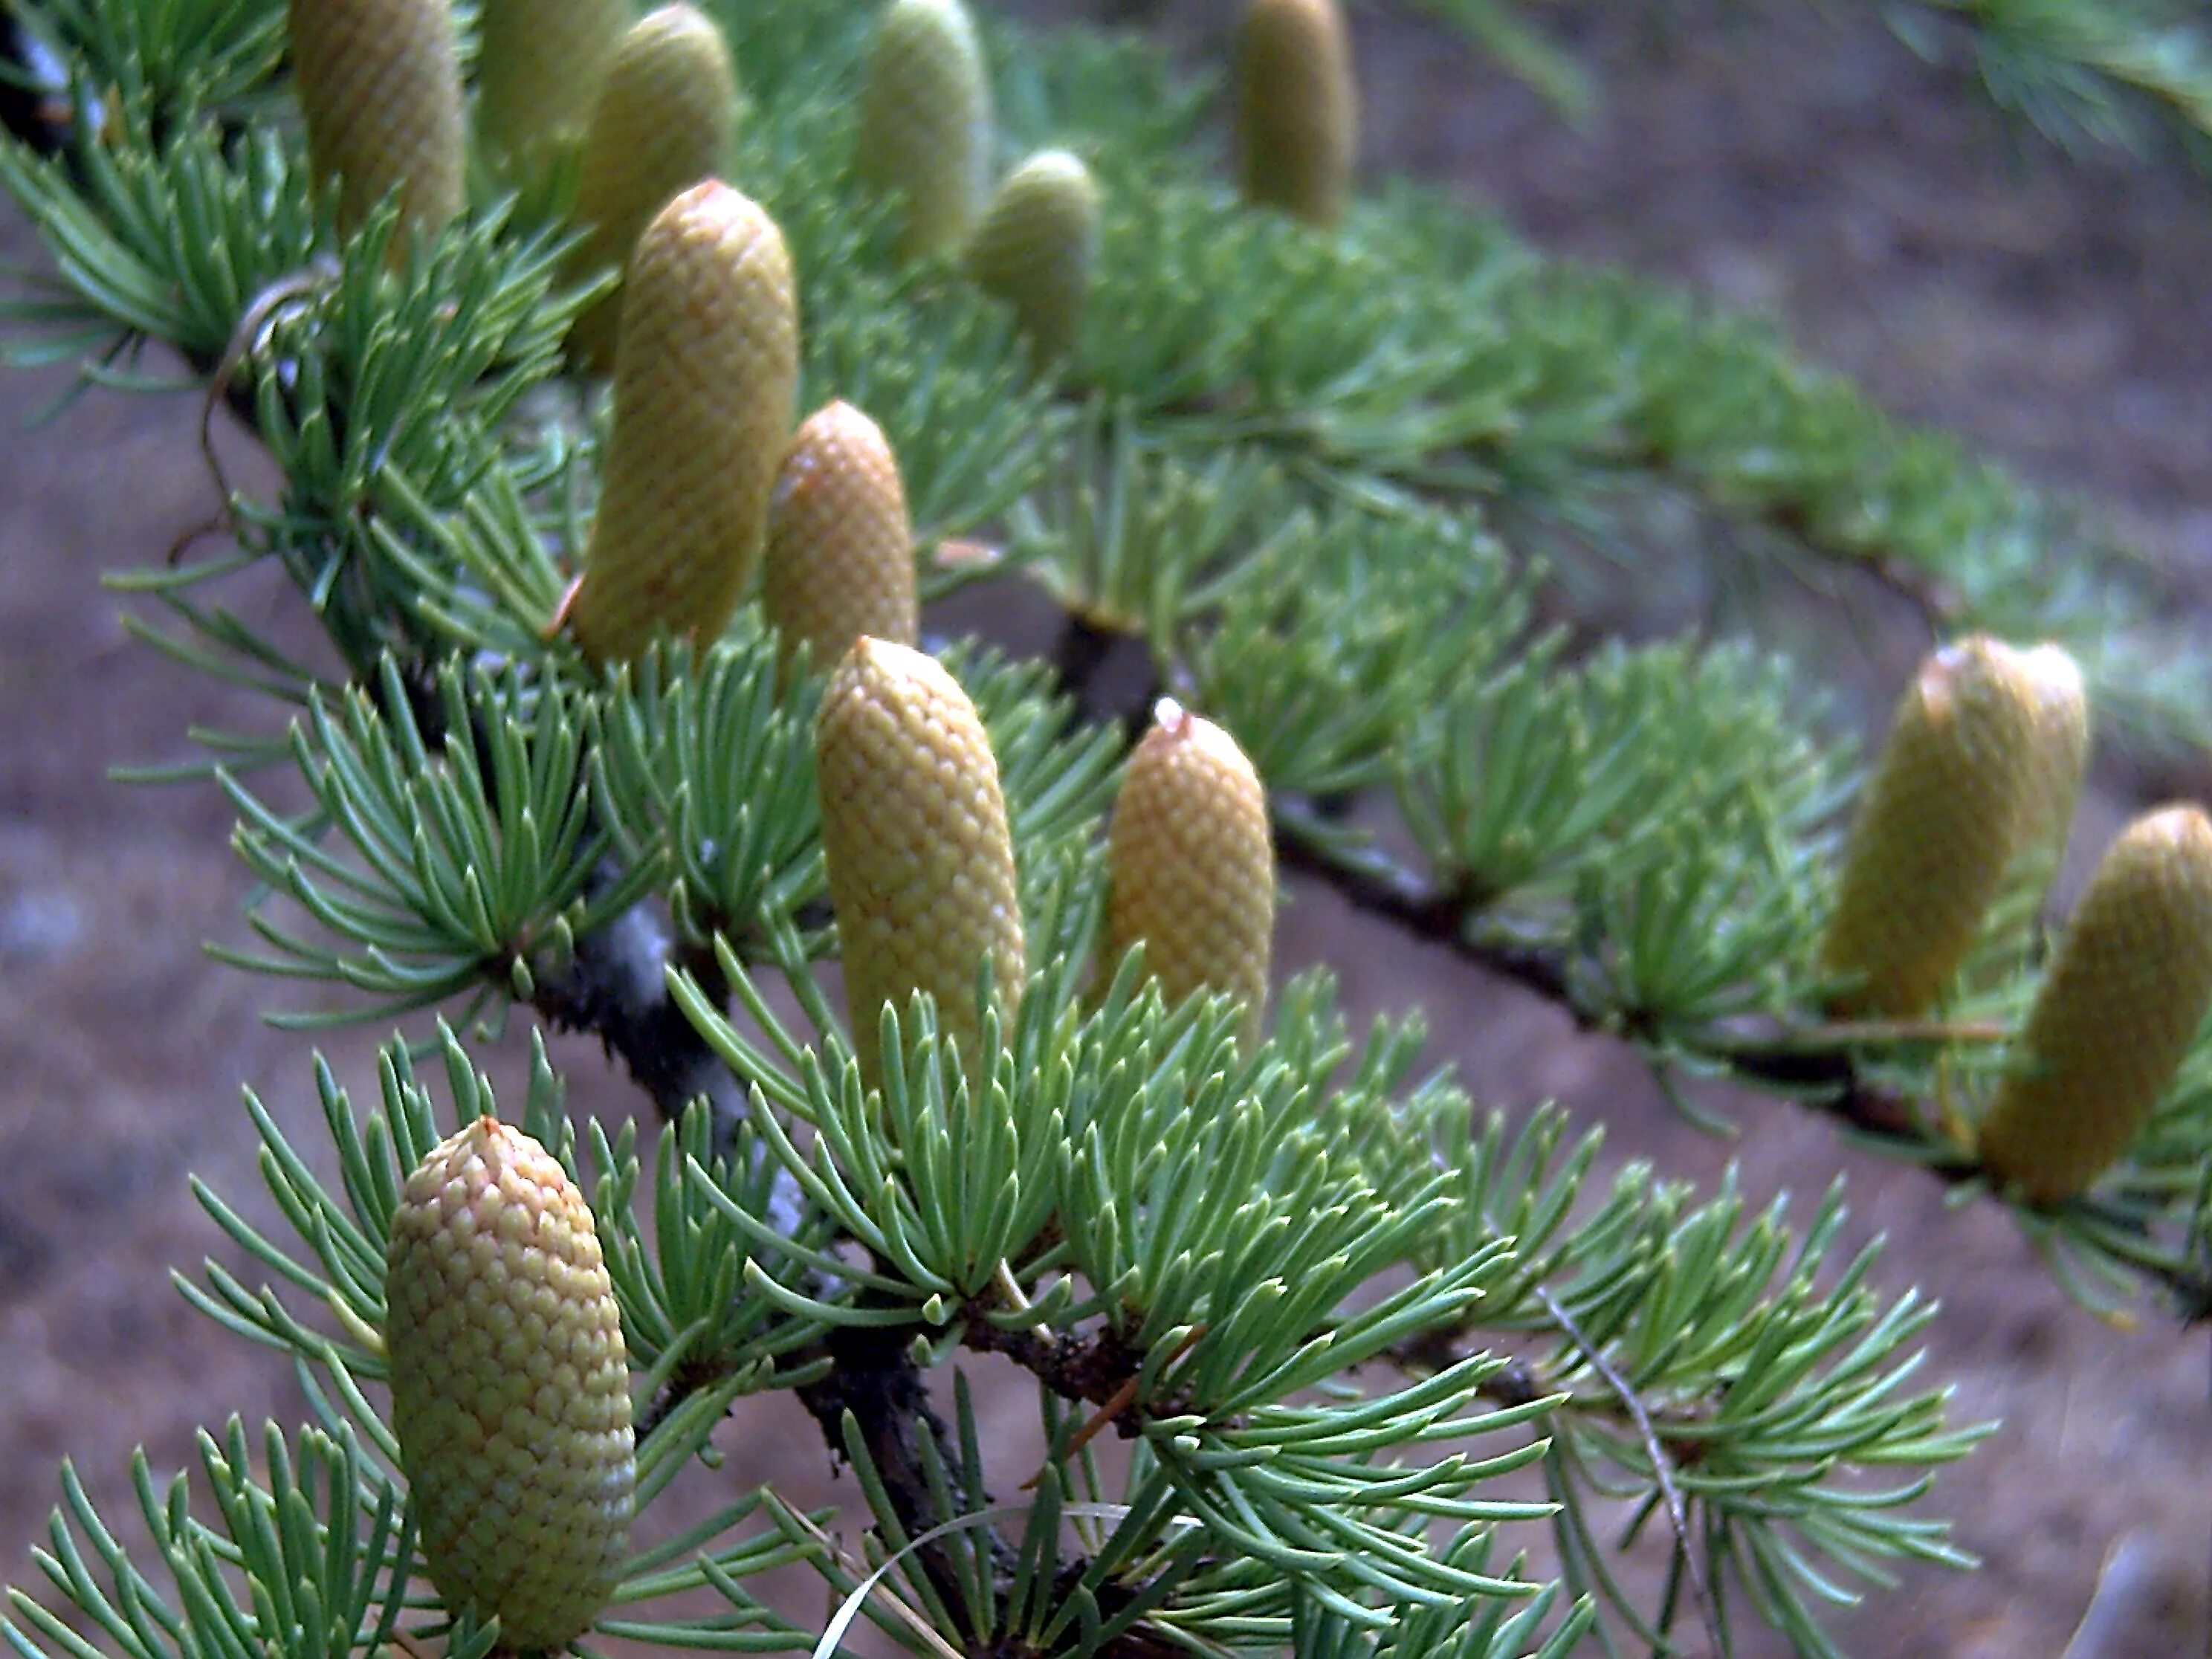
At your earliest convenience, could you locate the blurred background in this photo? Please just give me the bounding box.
[5,1,2212,1652]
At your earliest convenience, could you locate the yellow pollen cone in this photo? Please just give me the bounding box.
[964,148,1102,366]
[856,0,994,259]
[1978,806,2212,1204]
[1233,0,1356,228]
[563,4,741,372]
[1817,635,2048,1019]
[816,637,1025,1088]
[386,1117,634,1652]
[1103,699,1275,1043]
[289,0,466,250]
[569,180,798,664]
[475,0,634,181]
[763,401,919,678]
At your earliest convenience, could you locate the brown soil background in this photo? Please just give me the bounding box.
[6,2,2212,1653]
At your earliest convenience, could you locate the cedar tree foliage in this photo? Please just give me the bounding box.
[8,1,2212,1655]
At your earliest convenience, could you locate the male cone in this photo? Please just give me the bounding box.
[763,401,920,676]
[289,0,466,246]
[1102,701,1275,1044]
[564,4,742,372]
[386,1119,635,1651]
[1233,0,1356,228]
[1817,636,2050,1018]
[1978,806,2212,1203]
[569,181,797,664]
[857,0,994,259]
[816,638,1024,1087]
[966,149,1102,366]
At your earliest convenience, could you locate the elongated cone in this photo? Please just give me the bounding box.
[817,638,1024,1087]
[386,1118,634,1651]
[1817,636,2048,1019]
[2014,642,2092,876]
[964,149,1101,366]
[763,401,919,676]
[856,0,993,260]
[476,0,634,176]
[289,0,465,246]
[1978,806,2212,1203]
[564,4,740,372]
[1234,0,1356,228]
[1103,700,1275,1043]
[569,181,798,664]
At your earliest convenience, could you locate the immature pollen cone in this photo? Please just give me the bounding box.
[964,148,1102,366]
[816,637,1025,1089]
[1233,0,1356,229]
[474,0,632,178]
[763,401,919,677]
[288,0,466,248]
[1976,806,2212,1205]
[385,1118,635,1652]
[856,0,994,260]
[569,180,798,664]
[1103,700,1275,1043]
[564,4,740,372]
[1816,635,2046,1019]
[2014,641,2092,876]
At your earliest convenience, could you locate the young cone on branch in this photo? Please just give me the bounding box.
[1233,0,1357,229]
[288,0,465,248]
[816,637,1024,1088]
[1976,806,2212,1204]
[1817,635,2049,1018]
[1103,699,1275,1043]
[569,180,797,664]
[2016,641,2092,876]
[856,0,994,261]
[385,1118,635,1652]
[964,147,1101,366]
[563,4,740,372]
[474,0,633,181]
[763,400,919,677]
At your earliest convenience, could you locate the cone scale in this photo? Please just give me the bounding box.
[288,0,466,247]
[1233,0,1356,228]
[1977,806,2212,1204]
[569,181,798,664]
[1102,700,1275,1042]
[763,401,919,676]
[816,638,1024,1087]
[564,4,741,372]
[1817,636,2049,1019]
[385,1118,635,1652]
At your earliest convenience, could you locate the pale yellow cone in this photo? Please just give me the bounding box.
[289,0,466,248]
[476,0,635,180]
[1978,806,2212,1203]
[1817,636,2049,1019]
[1233,0,1356,228]
[856,0,993,260]
[1103,699,1275,1043]
[763,401,919,677]
[964,148,1101,366]
[816,638,1024,1087]
[569,180,798,664]
[386,1118,634,1652]
[2014,642,2092,878]
[563,4,740,372]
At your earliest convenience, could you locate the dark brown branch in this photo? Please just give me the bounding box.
[960,1311,1142,1409]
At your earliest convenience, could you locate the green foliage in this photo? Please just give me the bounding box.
[7,0,2212,1655]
